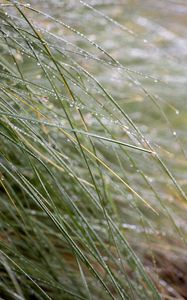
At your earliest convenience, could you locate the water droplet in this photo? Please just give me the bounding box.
[102,256,108,261]
[143,39,148,43]
[134,80,140,86]
[148,177,153,183]
[173,131,176,136]
[175,110,179,115]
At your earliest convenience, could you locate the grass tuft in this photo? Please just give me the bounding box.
[0,1,187,299]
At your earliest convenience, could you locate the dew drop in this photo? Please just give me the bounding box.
[134,80,140,86]
[102,256,108,261]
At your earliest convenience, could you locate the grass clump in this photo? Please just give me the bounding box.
[0,1,187,299]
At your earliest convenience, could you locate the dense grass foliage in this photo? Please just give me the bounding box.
[0,1,187,299]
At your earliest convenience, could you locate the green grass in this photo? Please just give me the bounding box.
[0,1,187,299]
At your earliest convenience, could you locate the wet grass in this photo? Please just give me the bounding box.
[0,1,187,299]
